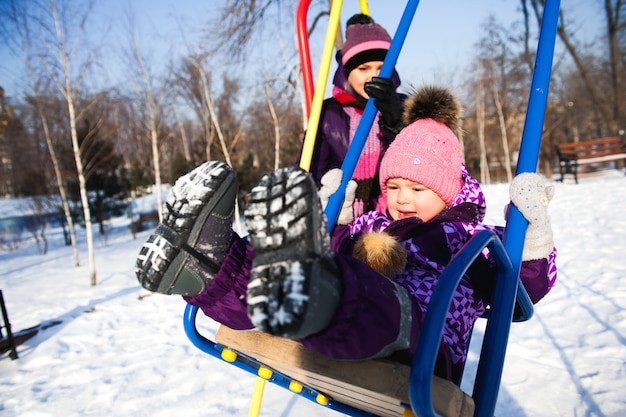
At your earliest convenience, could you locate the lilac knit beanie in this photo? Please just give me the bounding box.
[379,118,463,206]
[341,22,391,76]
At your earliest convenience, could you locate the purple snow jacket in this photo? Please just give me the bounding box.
[298,54,402,215]
[332,173,558,383]
[185,172,556,385]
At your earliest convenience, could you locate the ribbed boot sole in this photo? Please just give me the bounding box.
[244,166,326,335]
[135,161,236,295]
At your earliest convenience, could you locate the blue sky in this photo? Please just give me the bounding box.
[0,0,605,99]
[343,0,603,89]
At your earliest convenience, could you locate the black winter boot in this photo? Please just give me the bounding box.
[135,161,237,296]
[244,166,341,339]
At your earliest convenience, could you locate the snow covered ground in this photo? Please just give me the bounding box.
[1,170,626,417]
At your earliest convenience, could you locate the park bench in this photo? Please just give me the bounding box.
[555,136,626,183]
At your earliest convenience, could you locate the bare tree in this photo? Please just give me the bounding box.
[490,60,514,182]
[173,108,192,162]
[28,86,81,264]
[529,0,625,135]
[183,55,244,234]
[124,14,168,222]
[464,14,538,180]
[2,1,82,264]
[206,1,330,127]
[264,83,281,171]
[110,95,154,192]
[168,54,219,164]
[47,0,101,285]
[476,60,490,184]
[76,101,125,235]
[3,0,102,284]
[183,57,233,166]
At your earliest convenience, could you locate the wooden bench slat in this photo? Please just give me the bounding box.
[559,145,625,155]
[557,137,622,147]
[559,148,624,157]
[215,325,475,417]
[572,153,626,163]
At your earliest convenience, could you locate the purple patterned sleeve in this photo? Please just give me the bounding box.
[454,166,487,221]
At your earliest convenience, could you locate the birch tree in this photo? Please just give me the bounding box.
[28,86,81,264]
[490,60,514,182]
[3,0,83,265]
[4,0,101,283]
[207,1,324,127]
[476,60,490,185]
[264,83,281,171]
[170,55,215,162]
[46,0,99,285]
[183,55,243,234]
[124,16,167,222]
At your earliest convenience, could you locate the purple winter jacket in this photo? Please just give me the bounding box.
[331,173,558,382]
[185,171,556,385]
[298,59,402,215]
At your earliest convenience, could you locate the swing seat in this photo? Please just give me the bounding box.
[185,230,535,417]
[215,325,475,417]
[182,0,560,413]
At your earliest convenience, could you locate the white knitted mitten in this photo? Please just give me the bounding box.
[509,173,555,261]
[318,168,357,225]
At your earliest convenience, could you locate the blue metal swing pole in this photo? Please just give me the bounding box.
[472,1,561,416]
[324,0,420,232]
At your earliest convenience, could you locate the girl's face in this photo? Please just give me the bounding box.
[347,61,384,99]
[385,177,447,222]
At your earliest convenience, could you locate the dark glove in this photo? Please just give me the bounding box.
[364,77,404,135]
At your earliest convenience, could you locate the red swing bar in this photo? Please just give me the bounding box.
[296,0,314,116]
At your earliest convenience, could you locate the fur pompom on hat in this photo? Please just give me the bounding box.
[379,85,464,206]
[353,231,407,278]
[341,18,391,76]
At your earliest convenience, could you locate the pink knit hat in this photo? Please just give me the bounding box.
[341,22,391,76]
[379,118,463,206]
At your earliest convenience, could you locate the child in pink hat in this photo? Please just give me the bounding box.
[317,85,558,381]
[310,87,556,382]
[136,84,557,384]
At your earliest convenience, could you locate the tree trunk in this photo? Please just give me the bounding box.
[50,0,97,285]
[491,60,513,182]
[604,0,624,133]
[174,109,191,162]
[150,115,163,222]
[38,110,80,266]
[477,61,491,184]
[67,95,97,286]
[264,84,281,171]
[188,56,243,235]
[532,0,618,131]
[131,34,164,222]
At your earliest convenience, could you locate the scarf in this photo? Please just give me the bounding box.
[332,85,383,218]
